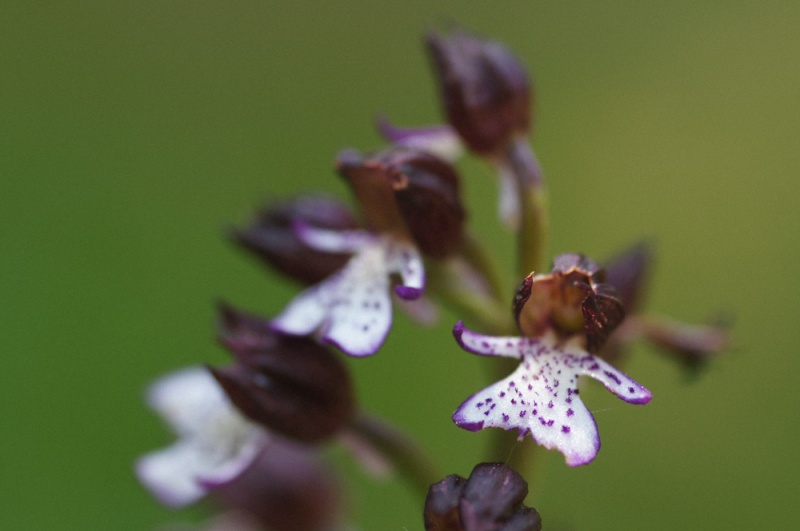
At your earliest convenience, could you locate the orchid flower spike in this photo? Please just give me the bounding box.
[452,254,652,466]
[271,147,465,356]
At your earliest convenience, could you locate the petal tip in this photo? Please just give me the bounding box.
[452,320,466,343]
[394,284,423,300]
[628,386,653,405]
[453,417,485,433]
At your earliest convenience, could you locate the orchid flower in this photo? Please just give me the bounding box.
[452,254,652,466]
[271,147,465,357]
[135,366,265,507]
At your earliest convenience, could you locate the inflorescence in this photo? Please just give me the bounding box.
[136,27,728,531]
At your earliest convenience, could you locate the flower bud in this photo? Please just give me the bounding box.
[212,439,342,531]
[424,462,542,531]
[336,147,466,258]
[426,28,531,155]
[232,195,359,284]
[211,303,355,443]
[513,253,624,353]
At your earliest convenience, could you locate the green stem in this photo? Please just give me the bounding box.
[509,138,548,278]
[347,411,441,499]
[459,231,513,307]
[426,252,514,334]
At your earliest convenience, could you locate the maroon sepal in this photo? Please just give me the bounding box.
[212,303,355,443]
[336,147,466,258]
[232,195,358,284]
[425,28,531,155]
[212,438,341,531]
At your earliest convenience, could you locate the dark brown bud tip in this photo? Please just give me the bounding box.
[426,28,531,155]
[424,462,542,531]
[514,253,625,352]
[336,147,466,258]
[212,305,355,443]
[232,195,358,284]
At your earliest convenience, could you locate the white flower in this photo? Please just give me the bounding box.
[270,226,424,357]
[451,322,651,466]
[135,367,265,507]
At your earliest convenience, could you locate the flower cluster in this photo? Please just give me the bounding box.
[137,27,728,530]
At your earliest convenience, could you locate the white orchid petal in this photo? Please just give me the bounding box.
[387,240,425,300]
[146,366,233,437]
[452,325,651,466]
[272,237,416,356]
[137,367,265,507]
[293,223,376,253]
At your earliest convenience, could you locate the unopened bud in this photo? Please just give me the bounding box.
[426,28,531,155]
[424,462,542,531]
[211,303,355,443]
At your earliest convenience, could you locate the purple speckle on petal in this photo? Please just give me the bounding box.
[520,410,527,418]
[548,401,554,409]
[567,408,574,417]
[547,419,554,427]
[604,370,622,385]
[562,425,571,433]
[628,386,635,394]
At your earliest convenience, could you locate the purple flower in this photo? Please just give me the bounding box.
[271,147,465,357]
[452,254,652,466]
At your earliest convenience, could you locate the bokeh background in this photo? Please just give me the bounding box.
[3,2,799,529]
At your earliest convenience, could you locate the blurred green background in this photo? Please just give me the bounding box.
[2,1,799,529]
